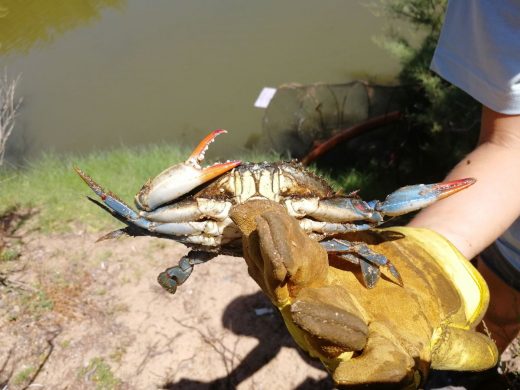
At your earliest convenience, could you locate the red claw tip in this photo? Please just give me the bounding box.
[433,177,476,199]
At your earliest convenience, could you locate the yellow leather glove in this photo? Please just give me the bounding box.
[230,200,498,389]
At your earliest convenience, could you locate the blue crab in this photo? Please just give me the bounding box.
[75,130,475,293]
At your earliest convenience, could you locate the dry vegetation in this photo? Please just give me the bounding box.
[0,72,22,167]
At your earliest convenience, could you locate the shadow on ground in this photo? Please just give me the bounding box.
[161,291,334,389]
[162,290,516,390]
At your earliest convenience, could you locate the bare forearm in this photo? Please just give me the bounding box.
[409,107,520,259]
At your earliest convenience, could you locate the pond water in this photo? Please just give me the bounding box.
[0,0,405,162]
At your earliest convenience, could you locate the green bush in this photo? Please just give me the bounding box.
[313,0,481,199]
[380,0,480,182]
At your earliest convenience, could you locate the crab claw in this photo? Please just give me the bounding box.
[135,129,241,211]
[376,178,476,217]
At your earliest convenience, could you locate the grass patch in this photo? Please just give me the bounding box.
[79,357,121,390]
[12,365,36,385]
[60,339,71,349]
[17,289,54,319]
[1,247,19,261]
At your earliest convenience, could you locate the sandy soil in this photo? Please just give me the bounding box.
[0,212,518,389]
[0,216,332,389]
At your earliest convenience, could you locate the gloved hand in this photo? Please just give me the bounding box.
[230,200,498,389]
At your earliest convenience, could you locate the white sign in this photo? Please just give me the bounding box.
[254,87,277,108]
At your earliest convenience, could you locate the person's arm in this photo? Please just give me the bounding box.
[409,106,520,259]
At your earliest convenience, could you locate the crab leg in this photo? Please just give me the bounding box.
[157,250,217,294]
[321,238,403,288]
[75,167,154,231]
[376,178,476,216]
[141,198,233,223]
[299,218,375,234]
[76,168,242,241]
[135,129,240,211]
[285,178,474,227]
[150,217,234,236]
[286,198,382,223]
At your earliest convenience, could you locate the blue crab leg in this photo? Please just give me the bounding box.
[75,168,239,242]
[359,258,381,289]
[75,167,153,230]
[376,178,476,216]
[286,178,474,228]
[157,250,217,294]
[321,238,402,288]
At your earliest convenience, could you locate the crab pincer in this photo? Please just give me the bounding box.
[134,129,241,211]
[376,178,476,216]
[74,129,240,234]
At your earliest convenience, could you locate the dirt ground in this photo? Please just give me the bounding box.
[0,210,518,389]
[0,211,333,389]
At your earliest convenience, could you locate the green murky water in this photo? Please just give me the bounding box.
[0,0,403,161]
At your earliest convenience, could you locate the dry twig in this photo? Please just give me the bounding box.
[0,71,22,166]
